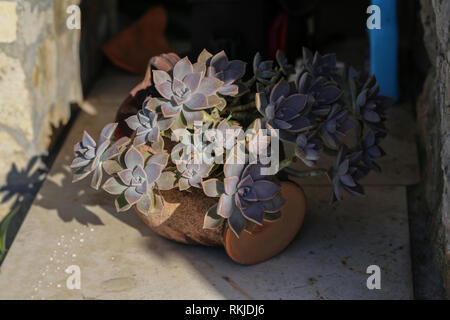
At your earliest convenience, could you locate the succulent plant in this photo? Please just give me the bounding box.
[208,51,246,96]
[329,146,365,202]
[153,57,224,127]
[177,161,214,191]
[276,50,294,76]
[253,52,276,84]
[320,104,355,149]
[202,162,284,237]
[125,106,160,147]
[102,146,169,213]
[256,79,313,142]
[150,53,181,72]
[297,73,343,116]
[301,47,337,80]
[295,132,322,167]
[355,75,394,132]
[358,131,385,172]
[71,123,130,190]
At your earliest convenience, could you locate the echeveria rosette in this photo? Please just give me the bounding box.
[153,56,224,127]
[102,146,170,214]
[355,75,394,133]
[125,106,160,147]
[208,51,246,96]
[253,52,276,84]
[276,50,294,76]
[329,146,365,203]
[297,73,343,117]
[358,131,385,172]
[257,79,314,142]
[177,161,214,191]
[301,47,337,80]
[202,163,285,237]
[320,104,355,149]
[71,123,130,190]
[295,133,322,167]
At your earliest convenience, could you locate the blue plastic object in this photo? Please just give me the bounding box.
[368,0,399,101]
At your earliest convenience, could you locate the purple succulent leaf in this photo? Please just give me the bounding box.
[317,86,342,104]
[363,110,381,122]
[203,203,224,230]
[339,174,356,187]
[202,179,225,197]
[278,94,307,118]
[133,134,147,147]
[102,177,128,195]
[81,131,96,149]
[72,170,91,183]
[210,51,228,71]
[99,123,118,145]
[117,168,133,185]
[103,137,130,160]
[236,174,253,189]
[125,115,140,131]
[103,160,123,175]
[241,202,265,225]
[161,102,181,118]
[261,194,285,213]
[253,180,280,200]
[70,157,90,169]
[144,163,164,184]
[183,72,202,92]
[227,205,246,238]
[218,84,239,96]
[124,146,144,169]
[136,193,152,216]
[218,194,234,218]
[224,176,239,195]
[270,80,290,103]
[90,167,103,190]
[185,93,208,110]
[173,57,194,81]
[156,171,176,190]
[124,187,142,206]
[156,82,173,100]
[178,177,190,191]
[337,159,349,176]
[224,162,245,179]
[158,118,175,131]
[182,109,204,124]
[152,70,171,87]
[197,77,223,96]
[147,153,169,167]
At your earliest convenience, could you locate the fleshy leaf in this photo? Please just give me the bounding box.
[203,203,224,230]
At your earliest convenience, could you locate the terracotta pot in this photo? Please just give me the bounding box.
[115,90,307,265]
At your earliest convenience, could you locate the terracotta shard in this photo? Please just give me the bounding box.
[224,181,306,265]
[102,6,172,74]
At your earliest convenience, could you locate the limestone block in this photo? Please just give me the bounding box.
[0,2,17,43]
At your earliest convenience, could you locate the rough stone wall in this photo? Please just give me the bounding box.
[417,0,450,297]
[0,0,82,219]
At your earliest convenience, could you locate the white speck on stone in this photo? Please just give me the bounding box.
[80,239,84,243]
[72,254,76,258]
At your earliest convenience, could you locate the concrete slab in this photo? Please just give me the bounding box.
[288,104,421,186]
[0,75,413,300]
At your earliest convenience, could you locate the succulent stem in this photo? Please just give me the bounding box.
[230,102,256,112]
[282,167,328,178]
